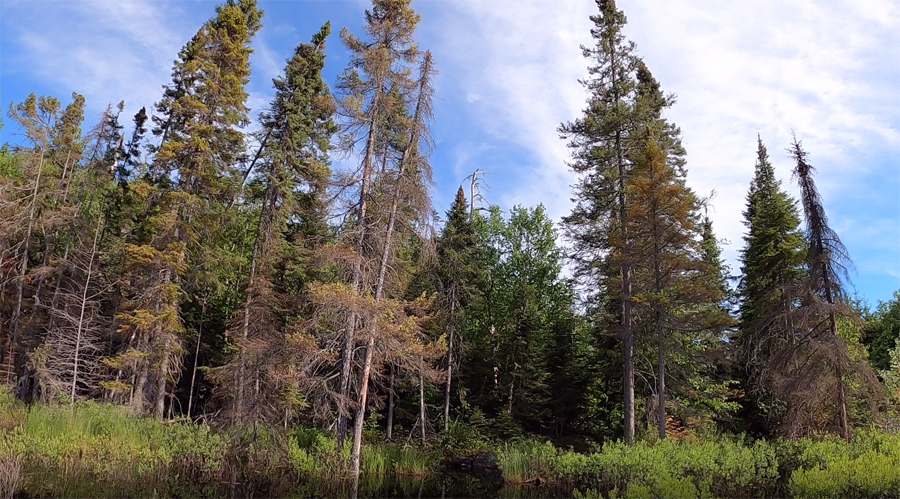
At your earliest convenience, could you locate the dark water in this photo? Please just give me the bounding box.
[303,474,571,499]
[16,473,572,499]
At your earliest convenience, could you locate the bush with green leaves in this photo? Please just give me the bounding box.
[555,436,780,497]
[786,429,900,499]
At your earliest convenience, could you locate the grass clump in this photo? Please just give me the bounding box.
[497,440,560,484]
[0,397,227,496]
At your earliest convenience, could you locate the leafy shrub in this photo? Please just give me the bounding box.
[556,436,779,498]
[787,429,900,499]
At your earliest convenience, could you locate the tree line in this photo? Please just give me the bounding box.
[1,0,898,482]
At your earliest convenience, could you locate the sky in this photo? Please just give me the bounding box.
[1,0,898,306]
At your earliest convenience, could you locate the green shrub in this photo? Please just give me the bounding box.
[555,437,779,498]
[787,431,900,499]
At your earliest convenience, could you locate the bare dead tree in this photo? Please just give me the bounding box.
[764,135,883,441]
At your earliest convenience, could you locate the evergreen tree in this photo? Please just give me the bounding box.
[113,0,262,419]
[735,136,805,433]
[626,129,732,439]
[214,22,336,426]
[459,205,583,436]
[436,186,481,430]
[559,0,641,443]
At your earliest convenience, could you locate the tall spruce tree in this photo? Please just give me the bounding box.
[437,186,481,430]
[626,125,733,438]
[113,0,262,419]
[214,23,336,426]
[735,136,805,432]
[560,0,641,443]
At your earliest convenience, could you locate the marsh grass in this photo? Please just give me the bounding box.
[497,440,559,484]
[5,395,900,498]
[0,456,22,499]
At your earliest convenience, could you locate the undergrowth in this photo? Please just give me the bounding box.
[3,393,900,498]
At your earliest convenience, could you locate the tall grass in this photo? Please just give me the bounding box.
[0,456,22,499]
[497,440,559,484]
[5,393,900,498]
[0,397,227,496]
[287,429,435,480]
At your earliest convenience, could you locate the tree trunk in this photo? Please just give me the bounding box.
[338,84,383,451]
[155,355,168,420]
[420,358,426,446]
[349,334,375,477]
[386,364,395,441]
[238,183,272,423]
[187,301,206,419]
[652,211,666,440]
[609,39,635,444]
[349,55,431,475]
[131,361,148,412]
[154,264,176,420]
[443,318,454,432]
[7,149,45,383]
[71,216,103,404]
[822,258,849,442]
[656,309,666,440]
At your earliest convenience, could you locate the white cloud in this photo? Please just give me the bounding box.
[3,0,897,299]
[4,0,192,122]
[430,0,900,297]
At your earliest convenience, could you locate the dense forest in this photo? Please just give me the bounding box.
[1,0,899,497]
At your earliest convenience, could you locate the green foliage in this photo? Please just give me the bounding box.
[883,337,900,409]
[785,429,900,499]
[866,291,900,372]
[0,400,226,496]
[735,137,807,435]
[459,205,588,436]
[286,427,435,479]
[556,437,779,498]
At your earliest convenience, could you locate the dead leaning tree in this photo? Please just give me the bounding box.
[769,135,882,441]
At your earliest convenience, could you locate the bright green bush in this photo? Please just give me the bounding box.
[787,429,900,499]
[555,437,779,498]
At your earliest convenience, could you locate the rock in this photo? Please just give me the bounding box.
[446,452,504,485]
[471,452,503,484]
[448,457,473,471]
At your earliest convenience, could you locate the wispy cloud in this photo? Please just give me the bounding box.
[3,0,195,122]
[2,0,897,300]
[428,0,900,299]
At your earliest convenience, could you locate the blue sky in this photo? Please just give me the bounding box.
[1,0,898,306]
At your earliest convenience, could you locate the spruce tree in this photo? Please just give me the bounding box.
[113,0,262,419]
[735,136,805,432]
[437,186,481,430]
[214,23,336,426]
[626,127,732,438]
[560,0,641,443]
